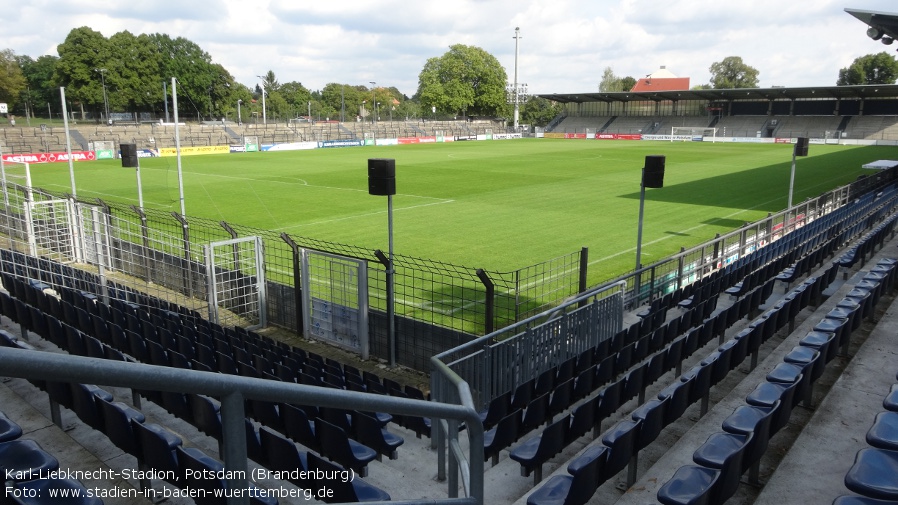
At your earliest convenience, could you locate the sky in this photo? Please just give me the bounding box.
[4,0,898,97]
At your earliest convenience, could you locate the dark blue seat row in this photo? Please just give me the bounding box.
[658,256,897,505]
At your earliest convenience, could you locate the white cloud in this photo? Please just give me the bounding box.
[4,0,898,95]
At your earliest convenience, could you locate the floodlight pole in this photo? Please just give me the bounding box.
[257,76,267,125]
[787,148,797,210]
[636,178,646,274]
[172,77,186,217]
[512,27,521,131]
[59,87,77,197]
[237,99,242,125]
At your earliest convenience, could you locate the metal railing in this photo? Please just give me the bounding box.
[0,347,484,505]
[431,281,624,411]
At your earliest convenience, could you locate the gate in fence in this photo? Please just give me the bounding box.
[203,236,267,329]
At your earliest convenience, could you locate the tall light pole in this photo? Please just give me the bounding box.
[95,68,109,124]
[369,81,377,127]
[237,99,242,124]
[256,75,267,124]
[512,27,521,130]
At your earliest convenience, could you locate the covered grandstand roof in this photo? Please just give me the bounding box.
[537,84,898,104]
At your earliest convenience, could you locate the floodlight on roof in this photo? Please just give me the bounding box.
[868,26,884,40]
[883,36,894,45]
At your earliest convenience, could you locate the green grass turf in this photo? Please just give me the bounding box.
[20,139,893,285]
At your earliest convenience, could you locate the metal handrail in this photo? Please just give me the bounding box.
[0,347,483,505]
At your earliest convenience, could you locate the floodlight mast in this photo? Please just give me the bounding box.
[513,27,521,130]
[256,76,267,125]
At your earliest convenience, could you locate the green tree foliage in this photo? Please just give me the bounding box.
[18,55,59,117]
[0,48,27,122]
[598,67,636,92]
[417,44,507,117]
[520,96,561,127]
[837,52,898,85]
[708,56,760,89]
[55,27,112,115]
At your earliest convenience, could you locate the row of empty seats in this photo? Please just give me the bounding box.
[656,256,898,504]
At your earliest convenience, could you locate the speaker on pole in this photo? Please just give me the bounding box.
[643,155,666,188]
[368,158,396,196]
[794,137,809,157]
[120,143,138,168]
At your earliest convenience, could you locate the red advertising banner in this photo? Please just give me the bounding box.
[595,133,643,140]
[2,151,97,164]
[398,136,438,144]
[774,138,793,144]
[564,133,588,139]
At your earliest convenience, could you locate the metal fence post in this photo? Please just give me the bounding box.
[476,269,494,334]
[220,391,249,505]
[578,246,589,308]
[280,233,303,332]
[172,212,192,297]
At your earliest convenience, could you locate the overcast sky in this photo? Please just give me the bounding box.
[4,0,898,97]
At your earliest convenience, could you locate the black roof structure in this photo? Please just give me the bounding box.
[537,85,898,105]
[846,7,898,42]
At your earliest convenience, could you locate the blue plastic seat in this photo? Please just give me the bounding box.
[548,379,575,420]
[567,400,595,444]
[526,445,608,505]
[97,397,146,457]
[131,421,182,487]
[280,403,320,452]
[845,448,898,500]
[867,411,898,452]
[258,426,309,488]
[601,418,639,484]
[479,390,511,431]
[832,495,898,505]
[484,409,522,465]
[746,380,797,435]
[883,385,898,413]
[658,379,691,428]
[657,464,719,505]
[0,439,59,482]
[691,431,750,503]
[0,411,23,442]
[722,402,777,484]
[315,418,377,477]
[510,416,569,484]
[352,410,404,460]
[306,452,391,503]
[188,393,222,441]
[522,393,551,434]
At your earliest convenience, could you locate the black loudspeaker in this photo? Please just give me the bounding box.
[120,143,138,168]
[368,158,396,196]
[643,155,666,188]
[794,137,809,157]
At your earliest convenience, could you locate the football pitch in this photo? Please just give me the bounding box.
[22,139,892,285]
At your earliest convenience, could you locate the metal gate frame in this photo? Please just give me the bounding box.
[300,248,369,359]
[204,236,267,330]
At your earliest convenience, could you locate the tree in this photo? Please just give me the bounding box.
[54,27,113,116]
[0,49,27,122]
[598,67,635,92]
[520,96,561,126]
[837,52,898,85]
[708,56,760,89]
[417,44,507,117]
[18,55,59,119]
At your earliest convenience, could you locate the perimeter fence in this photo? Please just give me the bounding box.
[0,165,586,370]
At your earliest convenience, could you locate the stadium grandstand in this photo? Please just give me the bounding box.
[540,84,898,140]
[5,9,898,505]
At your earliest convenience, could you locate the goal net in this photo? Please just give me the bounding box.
[671,127,718,142]
[88,140,115,160]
